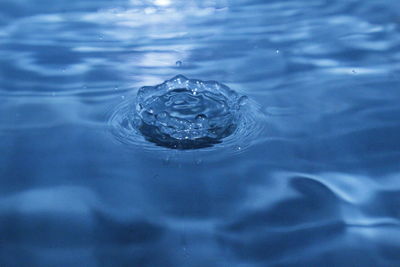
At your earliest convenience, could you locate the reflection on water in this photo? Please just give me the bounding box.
[1,0,400,266]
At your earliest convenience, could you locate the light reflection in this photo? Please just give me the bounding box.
[154,0,172,6]
[137,52,182,67]
[92,1,229,84]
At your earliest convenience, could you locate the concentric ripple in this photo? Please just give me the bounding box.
[109,75,264,152]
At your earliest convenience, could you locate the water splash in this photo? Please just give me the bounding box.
[135,75,245,149]
[109,75,264,153]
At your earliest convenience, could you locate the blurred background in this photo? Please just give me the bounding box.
[0,0,400,266]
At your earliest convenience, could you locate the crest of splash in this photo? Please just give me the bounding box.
[134,75,247,149]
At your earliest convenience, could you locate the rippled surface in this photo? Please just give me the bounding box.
[1,0,400,266]
[111,74,255,150]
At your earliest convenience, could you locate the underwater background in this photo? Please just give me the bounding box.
[1,0,400,266]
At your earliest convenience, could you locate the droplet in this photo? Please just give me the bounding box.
[176,61,182,67]
[239,96,249,106]
[195,114,207,121]
[276,49,280,54]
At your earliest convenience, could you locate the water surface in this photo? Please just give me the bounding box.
[1,0,400,266]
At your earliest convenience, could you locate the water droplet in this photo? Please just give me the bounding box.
[195,114,207,121]
[176,61,182,67]
[121,95,125,99]
[352,69,357,74]
[239,96,249,106]
[276,49,280,54]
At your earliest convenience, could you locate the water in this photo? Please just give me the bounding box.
[111,75,257,150]
[1,0,400,266]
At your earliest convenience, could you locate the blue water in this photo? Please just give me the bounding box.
[1,0,400,266]
[110,75,259,150]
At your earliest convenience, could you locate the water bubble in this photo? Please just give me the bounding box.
[176,61,182,67]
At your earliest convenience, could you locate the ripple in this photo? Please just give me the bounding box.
[109,75,264,153]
